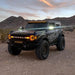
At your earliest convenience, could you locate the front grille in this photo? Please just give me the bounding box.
[13,36,25,39]
[11,33,33,36]
[11,33,29,40]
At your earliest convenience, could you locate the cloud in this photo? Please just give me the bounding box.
[6,0,75,13]
[39,0,54,7]
[0,0,75,21]
[0,7,39,19]
[53,0,75,8]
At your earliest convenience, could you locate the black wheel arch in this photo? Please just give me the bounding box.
[59,32,64,37]
[43,38,49,44]
[37,37,49,46]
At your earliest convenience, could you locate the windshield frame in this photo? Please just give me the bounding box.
[25,23,48,30]
[25,22,56,31]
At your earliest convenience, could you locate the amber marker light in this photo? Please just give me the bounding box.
[34,36,37,40]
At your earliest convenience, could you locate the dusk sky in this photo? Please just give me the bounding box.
[0,0,75,21]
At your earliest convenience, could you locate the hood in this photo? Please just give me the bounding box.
[11,30,35,35]
[11,29,46,36]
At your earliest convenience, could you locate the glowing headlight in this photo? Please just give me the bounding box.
[30,35,35,41]
[49,26,54,30]
[25,35,37,41]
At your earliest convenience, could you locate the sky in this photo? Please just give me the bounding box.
[0,0,75,21]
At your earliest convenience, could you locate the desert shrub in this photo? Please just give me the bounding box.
[0,29,13,43]
[0,33,7,42]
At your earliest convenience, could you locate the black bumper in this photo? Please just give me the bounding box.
[7,39,39,50]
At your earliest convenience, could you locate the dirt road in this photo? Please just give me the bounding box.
[0,31,75,75]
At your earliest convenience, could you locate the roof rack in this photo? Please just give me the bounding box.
[28,21,47,23]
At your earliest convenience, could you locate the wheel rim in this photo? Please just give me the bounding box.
[41,44,48,57]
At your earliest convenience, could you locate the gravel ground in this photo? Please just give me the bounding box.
[0,31,75,75]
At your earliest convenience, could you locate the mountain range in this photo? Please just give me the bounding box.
[0,15,75,29]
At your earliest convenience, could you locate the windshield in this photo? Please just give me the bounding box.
[25,23,47,30]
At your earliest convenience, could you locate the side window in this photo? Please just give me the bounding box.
[48,23,55,30]
[56,24,60,26]
[48,23,55,26]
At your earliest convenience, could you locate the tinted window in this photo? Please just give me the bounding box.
[25,23,47,29]
[48,23,55,26]
[56,24,60,26]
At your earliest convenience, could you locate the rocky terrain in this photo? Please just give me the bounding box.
[45,15,75,26]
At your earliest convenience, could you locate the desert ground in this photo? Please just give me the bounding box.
[0,30,75,75]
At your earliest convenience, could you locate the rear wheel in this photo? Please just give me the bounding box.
[8,44,21,55]
[35,40,49,60]
[56,35,65,51]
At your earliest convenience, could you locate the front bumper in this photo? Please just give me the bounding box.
[7,39,38,50]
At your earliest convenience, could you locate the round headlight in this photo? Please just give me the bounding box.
[29,35,37,41]
[30,35,35,41]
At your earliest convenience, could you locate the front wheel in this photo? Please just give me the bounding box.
[8,44,21,55]
[35,40,49,60]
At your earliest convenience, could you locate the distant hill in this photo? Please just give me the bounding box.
[0,16,28,29]
[45,15,75,26]
[0,15,75,29]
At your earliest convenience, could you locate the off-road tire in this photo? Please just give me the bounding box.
[56,35,65,51]
[8,44,21,55]
[35,40,49,60]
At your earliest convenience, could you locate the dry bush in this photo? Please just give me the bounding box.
[0,29,12,43]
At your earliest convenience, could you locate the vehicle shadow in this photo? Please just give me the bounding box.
[18,46,59,60]
[19,50,37,60]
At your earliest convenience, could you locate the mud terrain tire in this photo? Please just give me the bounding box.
[56,35,65,51]
[35,40,49,60]
[8,44,21,55]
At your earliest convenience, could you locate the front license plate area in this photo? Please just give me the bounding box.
[15,41,23,43]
